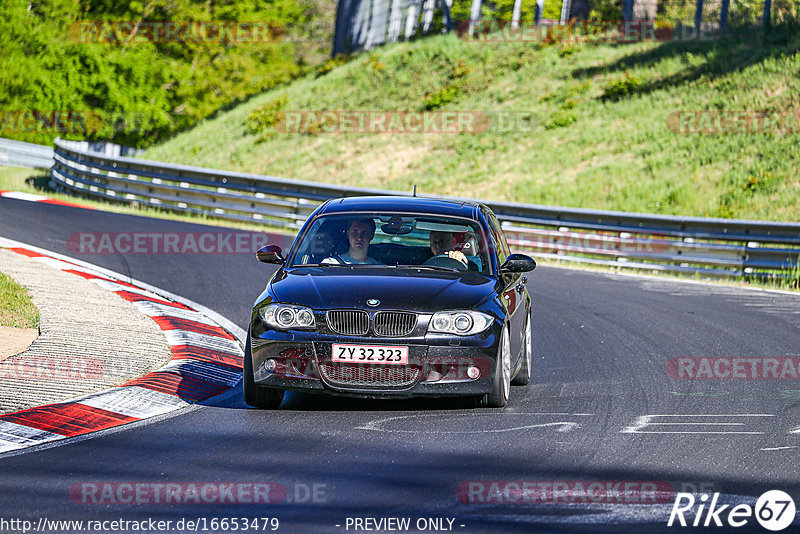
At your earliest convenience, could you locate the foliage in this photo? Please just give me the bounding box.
[314,54,349,78]
[422,85,462,110]
[0,0,333,148]
[544,108,577,128]
[246,94,289,134]
[246,94,288,143]
[600,71,642,100]
[716,168,783,218]
[588,0,622,21]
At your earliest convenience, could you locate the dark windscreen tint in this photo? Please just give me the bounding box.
[288,213,492,274]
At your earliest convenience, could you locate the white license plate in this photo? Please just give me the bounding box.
[332,344,408,365]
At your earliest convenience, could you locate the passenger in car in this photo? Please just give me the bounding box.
[322,218,383,265]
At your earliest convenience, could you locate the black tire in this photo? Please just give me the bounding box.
[512,311,532,386]
[478,326,511,408]
[243,333,285,409]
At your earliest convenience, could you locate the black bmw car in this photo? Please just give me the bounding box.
[244,196,536,408]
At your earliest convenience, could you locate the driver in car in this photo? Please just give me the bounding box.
[323,218,383,265]
[298,229,336,264]
[429,230,469,267]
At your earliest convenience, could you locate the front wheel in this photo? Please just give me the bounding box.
[478,326,511,408]
[243,333,285,409]
[512,311,532,386]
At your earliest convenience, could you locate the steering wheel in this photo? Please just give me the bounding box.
[422,254,468,271]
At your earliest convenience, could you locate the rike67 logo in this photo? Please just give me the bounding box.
[668,490,796,531]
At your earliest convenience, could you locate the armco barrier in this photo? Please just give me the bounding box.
[0,138,54,169]
[47,137,800,279]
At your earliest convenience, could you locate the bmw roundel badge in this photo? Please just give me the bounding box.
[367,298,380,307]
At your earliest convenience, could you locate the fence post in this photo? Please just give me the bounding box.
[512,0,522,29]
[719,0,729,30]
[388,0,402,40]
[422,0,436,32]
[363,0,375,48]
[404,1,418,38]
[622,0,633,21]
[560,0,572,23]
[694,0,703,31]
[762,0,772,26]
[468,0,482,35]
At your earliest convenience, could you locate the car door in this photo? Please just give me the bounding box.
[487,212,524,360]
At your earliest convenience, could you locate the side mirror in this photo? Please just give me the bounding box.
[500,253,536,273]
[257,244,285,264]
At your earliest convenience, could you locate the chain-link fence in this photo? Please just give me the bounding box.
[333,0,799,54]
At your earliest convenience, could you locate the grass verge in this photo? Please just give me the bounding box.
[142,25,800,222]
[0,268,39,329]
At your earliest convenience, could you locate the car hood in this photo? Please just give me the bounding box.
[268,267,498,312]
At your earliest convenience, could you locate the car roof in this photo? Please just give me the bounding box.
[316,196,485,219]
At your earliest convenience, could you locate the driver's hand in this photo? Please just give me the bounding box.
[446,250,467,265]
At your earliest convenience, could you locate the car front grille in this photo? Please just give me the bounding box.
[374,312,417,336]
[320,362,420,387]
[326,310,418,337]
[326,310,370,336]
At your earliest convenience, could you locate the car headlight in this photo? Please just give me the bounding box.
[428,311,493,336]
[259,303,316,330]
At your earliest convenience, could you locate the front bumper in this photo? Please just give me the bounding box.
[249,321,501,399]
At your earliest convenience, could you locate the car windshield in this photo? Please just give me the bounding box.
[287,213,493,274]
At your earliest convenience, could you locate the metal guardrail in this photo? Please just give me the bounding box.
[0,138,138,170]
[0,138,54,169]
[49,137,800,279]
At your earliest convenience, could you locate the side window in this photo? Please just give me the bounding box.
[487,213,509,266]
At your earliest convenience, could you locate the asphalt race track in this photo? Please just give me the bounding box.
[1,196,799,533]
